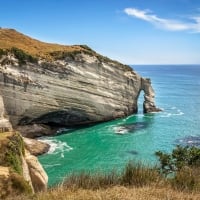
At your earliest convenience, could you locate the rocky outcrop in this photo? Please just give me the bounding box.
[141,78,162,113]
[25,150,48,192]
[0,131,48,197]
[17,124,57,138]
[23,137,50,156]
[0,96,12,132]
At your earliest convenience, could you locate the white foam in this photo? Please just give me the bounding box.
[44,163,61,168]
[38,137,73,155]
[159,106,184,118]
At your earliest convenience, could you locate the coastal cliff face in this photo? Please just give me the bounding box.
[0,29,160,130]
[0,53,141,127]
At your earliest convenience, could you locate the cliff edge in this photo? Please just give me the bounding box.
[0,28,160,132]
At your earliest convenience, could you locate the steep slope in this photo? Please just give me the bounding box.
[0,28,160,131]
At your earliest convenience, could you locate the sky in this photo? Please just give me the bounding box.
[0,0,200,64]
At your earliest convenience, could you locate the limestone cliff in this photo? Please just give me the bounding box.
[0,28,160,131]
[141,78,162,113]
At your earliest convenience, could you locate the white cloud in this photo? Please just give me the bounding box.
[124,8,200,32]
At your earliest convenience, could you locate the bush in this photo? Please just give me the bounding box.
[156,145,200,191]
[0,49,7,59]
[155,145,200,176]
[11,47,38,65]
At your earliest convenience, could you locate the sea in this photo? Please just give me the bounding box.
[38,65,200,186]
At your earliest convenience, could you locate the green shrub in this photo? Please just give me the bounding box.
[155,145,200,176]
[0,49,7,59]
[10,173,32,194]
[156,145,200,191]
[11,47,38,65]
[4,133,24,174]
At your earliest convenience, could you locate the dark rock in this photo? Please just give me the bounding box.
[126,150,138,155]
[176,136,200,147]
[16,124,57,138]
[115,122,148,134]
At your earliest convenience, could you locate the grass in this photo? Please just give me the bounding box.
[63,162,161,190]
[3,160,200,199]
[1,132,25,174]
[0,28,132,70]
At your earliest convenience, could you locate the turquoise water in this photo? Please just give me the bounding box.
[38,65,200,186]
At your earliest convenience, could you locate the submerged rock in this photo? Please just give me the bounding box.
[126,150,139,155]
[114,122,148,134]
[176,136,200,147]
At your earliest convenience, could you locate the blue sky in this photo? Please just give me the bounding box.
[0,0,200,64]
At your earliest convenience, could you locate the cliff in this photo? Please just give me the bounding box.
[0,131,48,199]
[0,28,160,132]
[0,94,48,198]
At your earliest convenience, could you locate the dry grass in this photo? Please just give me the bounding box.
[0,28,83,60]
[8,185,200,200]
[0,28,132,70]
[7,162,200,200]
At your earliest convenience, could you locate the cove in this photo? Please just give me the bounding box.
[38,65,200,186]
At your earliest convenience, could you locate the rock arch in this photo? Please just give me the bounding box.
[141,78,161,113]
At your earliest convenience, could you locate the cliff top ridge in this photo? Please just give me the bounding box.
[0,28,131,70]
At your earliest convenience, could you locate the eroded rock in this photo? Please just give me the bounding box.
[25,151,48,192]
[23,137,50,156]
[141,78,162,113]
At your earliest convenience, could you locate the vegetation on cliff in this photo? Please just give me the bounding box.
[5,145,200,200]
[0,132,32,199]
[0,28,131,70]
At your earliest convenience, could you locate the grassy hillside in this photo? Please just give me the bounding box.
[0,28,82,59]
[0,28,131,70]
[7,162,200,200]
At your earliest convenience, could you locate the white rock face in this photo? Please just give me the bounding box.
[0,53,143,127]
[25,151,48,192]
[0,95,12,132]
[141,78,162,113]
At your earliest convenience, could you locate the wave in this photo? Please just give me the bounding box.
[43,163,61,168]
[159,106,184,118]
[38,137,73,156]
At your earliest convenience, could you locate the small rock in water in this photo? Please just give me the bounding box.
[176,136,200,147]
[126,150,138,155]
[114,122,148,134]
